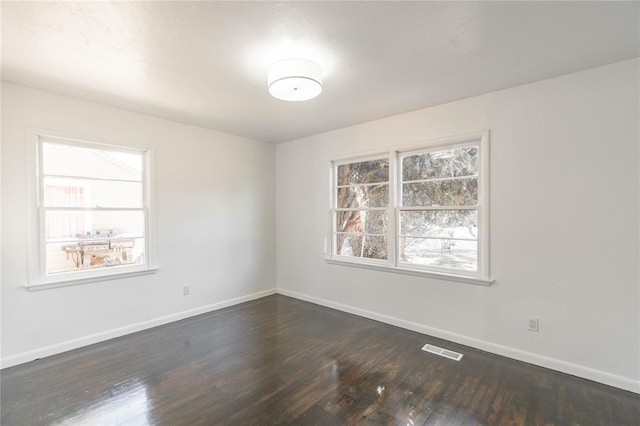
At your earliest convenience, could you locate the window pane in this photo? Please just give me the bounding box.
[400,237,477,271]
[44,211,85,240]
[42,182,85,208]
[336,210,387,235]
[43,142,143,181]
[45,237,145,275]
[400,210,477,239]
[337,184,389,208]
[335,234,363,257]
[45,210,144,241]
[337,159,389,185]
[44,177,143,208]
[402,146,478,181]
[363,236,387,260]
[402,177,477,207]
[335,234,388,260]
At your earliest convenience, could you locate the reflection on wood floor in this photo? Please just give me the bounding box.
[2,295,639,425]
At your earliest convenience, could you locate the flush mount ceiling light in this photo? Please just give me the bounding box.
[268,58,323,101]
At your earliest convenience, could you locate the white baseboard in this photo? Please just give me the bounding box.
[277,288,640,394]
[1,288,276,369]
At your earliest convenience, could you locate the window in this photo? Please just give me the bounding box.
[333,157,390,261]
[28,132,154,288]
[330,132,490,283]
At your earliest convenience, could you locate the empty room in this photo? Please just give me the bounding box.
[1,1,639,425]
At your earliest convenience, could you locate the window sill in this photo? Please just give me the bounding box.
[26,267,158,291]
[325,258,492,286]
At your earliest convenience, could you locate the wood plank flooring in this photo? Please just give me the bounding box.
[2,294,639,425]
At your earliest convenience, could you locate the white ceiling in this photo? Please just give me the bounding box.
[2,1,638,143]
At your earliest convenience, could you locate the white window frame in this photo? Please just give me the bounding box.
[26,128,157,291]
[327,131,491,286]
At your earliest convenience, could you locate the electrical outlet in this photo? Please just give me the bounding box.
[528,316,539,332]
[183,285,190,296]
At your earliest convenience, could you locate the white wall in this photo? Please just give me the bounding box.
[2,59,638,393]
[1,82,276,365]
[276,59,640,392]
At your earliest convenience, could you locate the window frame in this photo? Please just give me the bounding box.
[26,128,157,290]
[328,131,491,285]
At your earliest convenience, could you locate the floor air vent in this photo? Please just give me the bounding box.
[421,343,463,361]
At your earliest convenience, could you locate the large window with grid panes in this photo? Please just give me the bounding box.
[330,132,489,282]
[30,132,153,287]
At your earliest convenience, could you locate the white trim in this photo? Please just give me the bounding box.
[43,174,143,183]
[26,127,157,286]
[336,181,390,189]
[478,131,490,280]
[277,288,640,394]
[42,207,145,212]
[389,150,398,266]
[399,206,477,211]
[0,288,277,369]
[402,175,478,185]
[26,267,159,291]
[326,258,492,286]
[334,207,388,212]
[27,129,40,286]
[398,235,477,242]
[144,146,157,278]
[332,152,390,166]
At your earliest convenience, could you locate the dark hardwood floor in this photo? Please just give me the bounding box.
[2,295,639,425]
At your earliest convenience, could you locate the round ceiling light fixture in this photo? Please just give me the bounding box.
[268,58,323,101]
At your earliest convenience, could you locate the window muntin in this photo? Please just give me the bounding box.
[330,134,488,281]
[333,157,390,261]
[39,138,148,277]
